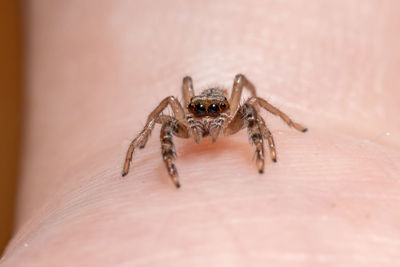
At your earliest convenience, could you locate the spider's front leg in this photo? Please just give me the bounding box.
[243,104,266,173]
[246,104,267,173]
[206,74,256,143]
[181,76,202,143]
[228,74,307,133]
[225,103,266,173]
[229,74,257,116]
[160,119,188,188]
[122,96,186,177]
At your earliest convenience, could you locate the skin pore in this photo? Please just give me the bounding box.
[1,0,400,266]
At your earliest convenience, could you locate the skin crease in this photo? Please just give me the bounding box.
[2,0,400,266]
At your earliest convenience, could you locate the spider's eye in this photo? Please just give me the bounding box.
[220,103,227,110]
[194,104,206,116]
[207,104,220,116]
[188,103,194,110]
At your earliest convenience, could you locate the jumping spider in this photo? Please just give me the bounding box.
[122,74,307,188]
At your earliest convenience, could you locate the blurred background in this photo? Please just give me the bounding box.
[0,1,21,255]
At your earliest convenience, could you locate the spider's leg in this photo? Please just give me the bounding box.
[123,125,153,177]
[225,103,265,173]
[243,103,265,173]
[157,115,189,139]
[160,120,182,188]
[229,74,257,116]
[223,109,245,136]
[181,76,203,143]
[182,76,195,107]
[122,96,186,177]
[248,97,307,132]
[258,115,277,163]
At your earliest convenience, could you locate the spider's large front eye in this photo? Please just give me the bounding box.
[207,104,220,116]
[194,104,206,116]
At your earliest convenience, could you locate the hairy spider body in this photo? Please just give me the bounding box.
[187,88,229,137]
[122,74,307,188]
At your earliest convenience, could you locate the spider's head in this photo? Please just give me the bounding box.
[187,98,230,117]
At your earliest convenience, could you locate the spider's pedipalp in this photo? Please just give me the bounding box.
[185,113,202,143]
[210,113,228,142]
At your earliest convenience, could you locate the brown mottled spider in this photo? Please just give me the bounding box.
[122,74,307,188]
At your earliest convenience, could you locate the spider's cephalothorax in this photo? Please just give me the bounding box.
[186,89,230,139]
[122,74,307,188]
[187,89,230,117]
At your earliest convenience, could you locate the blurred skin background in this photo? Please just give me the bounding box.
[0,1,399,265]
[0,1,21,255]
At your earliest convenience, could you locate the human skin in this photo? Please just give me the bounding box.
[1,0,400,266]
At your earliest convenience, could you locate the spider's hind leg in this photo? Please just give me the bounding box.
[248,97,307,132]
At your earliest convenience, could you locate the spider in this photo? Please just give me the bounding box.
[122,74,307,188]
